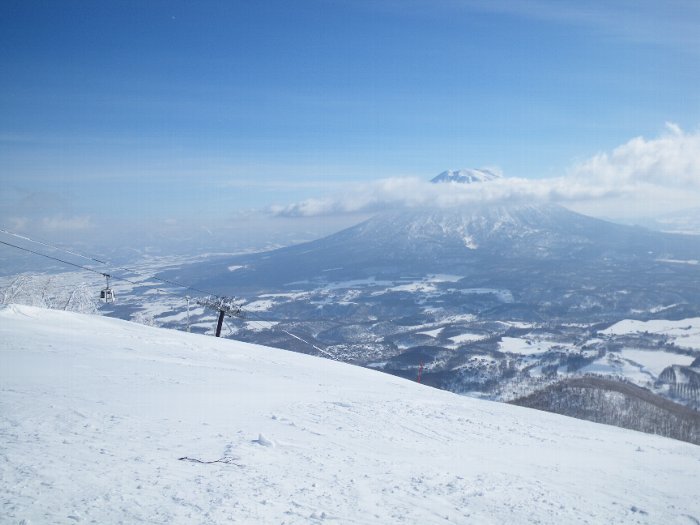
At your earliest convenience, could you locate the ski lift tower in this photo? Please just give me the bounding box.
[196,296,244,337]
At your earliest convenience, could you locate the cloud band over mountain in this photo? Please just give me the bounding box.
[272,124,700,219]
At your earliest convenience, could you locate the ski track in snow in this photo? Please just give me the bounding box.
[1,304,699,524]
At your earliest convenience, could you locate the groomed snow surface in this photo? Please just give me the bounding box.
[1,305,699,524]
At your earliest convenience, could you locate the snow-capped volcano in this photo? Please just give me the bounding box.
[161,168,700,326]
[332,203,601,253]
[173,199,700,294]
[431,168,502,184]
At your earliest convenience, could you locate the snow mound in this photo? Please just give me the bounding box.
[1,304,699,524]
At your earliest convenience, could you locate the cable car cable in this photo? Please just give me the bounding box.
[0,236,333,358]
[0,227,218,297]
[1,239,172,294]
[0,227,109,264]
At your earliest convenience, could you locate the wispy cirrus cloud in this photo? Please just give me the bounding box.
[366,0,700,51]
[272,124,700,219]
[479,0,700,49]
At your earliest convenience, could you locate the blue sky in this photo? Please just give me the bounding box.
[1,0,699,253]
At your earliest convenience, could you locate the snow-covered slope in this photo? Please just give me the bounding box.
[327,204,613,254]
[1,305,699,524]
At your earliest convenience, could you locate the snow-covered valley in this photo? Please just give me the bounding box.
[1,305,699,524]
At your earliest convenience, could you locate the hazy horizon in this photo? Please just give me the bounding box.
[2,1,700,257]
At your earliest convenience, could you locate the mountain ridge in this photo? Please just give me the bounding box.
[169,201,700,299]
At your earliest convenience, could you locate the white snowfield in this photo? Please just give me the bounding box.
[1,306,699,525]
[601,318,700,350]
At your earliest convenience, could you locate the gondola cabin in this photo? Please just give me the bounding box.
[100,287,115,303]
[100,274,115,303]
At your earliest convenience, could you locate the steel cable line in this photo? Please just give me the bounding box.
[0,234,254,325]
[0,227,218,297]
[1,233,334,358]
[1,239,176,295]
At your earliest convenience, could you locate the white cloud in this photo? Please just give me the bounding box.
[272,124,700,220]
[569,122,700,189]
[564,123,700,217]
[271,175,613,217]
[7,217,29,231]
[40,215,93,232]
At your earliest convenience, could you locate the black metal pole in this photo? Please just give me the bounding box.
[215,309,225,337]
